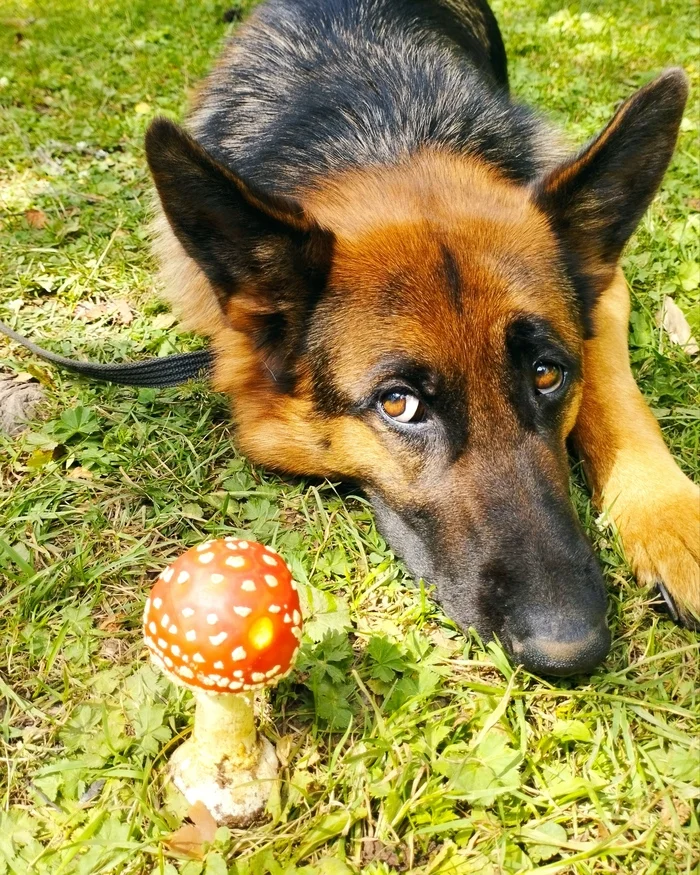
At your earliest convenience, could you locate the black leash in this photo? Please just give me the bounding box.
[0,318,213,388]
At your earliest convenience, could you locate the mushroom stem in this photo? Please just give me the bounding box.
[168,690,279,826]
[190,691,258,767]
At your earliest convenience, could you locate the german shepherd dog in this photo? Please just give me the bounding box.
[146,0,699,675]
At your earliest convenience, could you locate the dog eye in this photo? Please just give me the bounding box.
[379,390,425,423]
[533,360,564,395]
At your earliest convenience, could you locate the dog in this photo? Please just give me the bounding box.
[145,0,699,675]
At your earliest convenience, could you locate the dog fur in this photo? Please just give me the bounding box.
[146,0,698,675]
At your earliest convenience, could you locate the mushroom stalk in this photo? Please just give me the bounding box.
[189,691,258,766]
[169,690,278,827]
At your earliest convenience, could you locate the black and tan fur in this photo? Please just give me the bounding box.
[146,0,699,675]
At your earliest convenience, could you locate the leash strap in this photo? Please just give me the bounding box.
[0,318,213,388]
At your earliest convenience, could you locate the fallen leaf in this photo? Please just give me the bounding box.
[24,208,48,229]
[658,296,699,355]
[134,101,151,114]
[75,301,109,321]
[0,372,45,436]
[688,198,700,211]
[66,466,94,480]
[113,299,134,324]
[152,312,178,330]
[165,801,218,859]
[78,779,106,806]
[361,838,403,868]
[75,299,134,324]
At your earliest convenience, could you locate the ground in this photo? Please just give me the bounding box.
[0,0,698,872]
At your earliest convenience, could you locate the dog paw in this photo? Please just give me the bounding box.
[615,476,700,630]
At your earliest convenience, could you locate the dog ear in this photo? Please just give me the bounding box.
[145,118,334,387]
[534,69,688,319]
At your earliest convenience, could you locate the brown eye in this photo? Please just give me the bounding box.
[533,361,564,395]
[379,390,425,423]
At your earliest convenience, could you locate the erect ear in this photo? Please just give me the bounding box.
[145,117,334,386]
[533,69,688,320]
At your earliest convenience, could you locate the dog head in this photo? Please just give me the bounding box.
[147,70,688,675]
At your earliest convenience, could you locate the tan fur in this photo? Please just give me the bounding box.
[574,269,700,623]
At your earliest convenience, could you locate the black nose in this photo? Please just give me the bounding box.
[509,618,611,677]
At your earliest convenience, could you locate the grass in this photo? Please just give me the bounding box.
[0,0,698,872]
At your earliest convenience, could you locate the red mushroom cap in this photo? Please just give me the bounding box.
[143,538,302,693]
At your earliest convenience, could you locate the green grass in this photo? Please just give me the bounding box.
[0,0,698,872]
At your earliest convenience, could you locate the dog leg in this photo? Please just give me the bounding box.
[574,268,700,628]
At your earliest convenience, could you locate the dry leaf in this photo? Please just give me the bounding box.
[75,301,109,321]
[134,101,151,115]
[152,312,177,330]
[0,372,44,436]
[75,299,134,324]
[25,208,48,229]
[164,801,218,859]
[66,466,94,480]
[113,299,134,324]
[658,296,699,355]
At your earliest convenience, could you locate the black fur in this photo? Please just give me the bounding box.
[191,0,553,193]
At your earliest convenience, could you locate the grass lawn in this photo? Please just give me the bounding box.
[1,0,698,872]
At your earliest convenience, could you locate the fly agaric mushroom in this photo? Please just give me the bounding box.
[143,537,302,826]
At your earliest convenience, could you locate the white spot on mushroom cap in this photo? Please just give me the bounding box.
[177,571,190,584]
[241,579,256,592]
[161,567,174,582]
[164,656,174,668]
[182,607,195,618]
[233,606,252,617]
[232,646,247,662]
[185,630,197,642]
[233,670,244,678]
[144,597,151,614]
[199,552,215,564]
[283,614,292,624]
[238,541,249,549]
[292,626,302,639]
[196,541,213,552]
[169,624,178,635]
[251,672,266,683]
[210,573,224,584]
[157,638,168,650]
[171,644,181,657]
[153,597,162,609]
[225,555,245,569]
[229,680,243,690]
[290,579,298,591]
[216,678,230,689]
[193,653,205,663]
[206,613,218,625]
[160,613,170,628]
[268,604,281,613]
[214,661,224,670]
[262,554,277,567]
[179,665,194,679]
[293,610,301,625]
[264,574,278,587]
[209,631,228,646]
[148,621,157,635]
[266,665,281,677]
